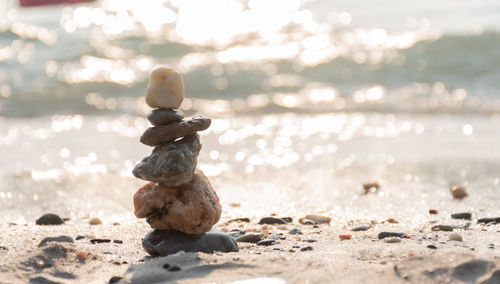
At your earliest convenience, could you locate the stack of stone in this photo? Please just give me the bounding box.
[132,67,238,256]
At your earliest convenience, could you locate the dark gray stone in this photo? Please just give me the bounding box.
[35,213,64,225]
[142,230,239,256]
[140,117,211,147]
[133,134,201,186]
[259,217,287,225]
[478,217,500,224]
[378,232,405,239]
[38,236,74,247]
[351,225,370,231]
[147,109,184,127]
[256,239,276,246]
[236,233,264,243]
[451,212,472,220]
[289,228,302,235]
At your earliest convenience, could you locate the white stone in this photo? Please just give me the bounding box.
[448,232,463,242]
[145,67,184,109]
[384,237,402,243]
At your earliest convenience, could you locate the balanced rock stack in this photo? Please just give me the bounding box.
[132,67,238,256]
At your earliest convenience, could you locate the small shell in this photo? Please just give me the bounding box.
[145,67,184,109]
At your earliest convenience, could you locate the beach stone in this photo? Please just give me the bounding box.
[38,235,74,247]
[363,182,380,194]
[35,213,64,225]
[259,217,287,225]
[339,234,352,240]
[229,229,245,239]
[478,217,500,224]
[133,134,201,186]
[378,232,405,239]
[301,246,313,251]
[134,169,221,234]
[451,212,472,220]
[448,232,463,242]
[427,244,438,249]
[384,237,402,243]
[257,239,276,246]
[147,109,184,126]
[142,230,238,256]
[236,233,264,243]
[145,67,184,109]
[289,228,302,235]
[429,209,438,214]
[351,225,370,232]
[89,217,102,225]
[304,214,331,224]
[140,117,211,147]
[431,225,454,231]
[450,186,468,200]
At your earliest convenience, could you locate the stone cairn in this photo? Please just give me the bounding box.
[132,67,238,256]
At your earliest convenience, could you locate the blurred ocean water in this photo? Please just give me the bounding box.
[0,0,499,222]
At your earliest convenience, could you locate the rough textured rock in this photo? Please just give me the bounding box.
[35,213,64,225]
[147,109,184,126]
[142,230,238,256]
[134,169,221,234]
[145,67,184,109]
[140,117,211,147]
[133,134,201,186]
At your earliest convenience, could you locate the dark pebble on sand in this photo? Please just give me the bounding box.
[91,239,111,244]
[168,266,181,272]
[301,246,313,251]
[142,230,238,256]
[304,239,318,243]
[257,239,276,246]
[38,235,74,247]
[431,225,453,232]
[259,217,287,225]
[351,225,370,232]
[76,235,85,240]
[236,233,264,243]
[451,212,472,220]
[289,228,303,235]
[378,232,405,239]
[113,240,123,244]
[108,276,123,283]
[280,217,293,223]
[488,244,495,249]
[292,245,300,248]
[0,246,7,250]
[162,264,170,269]
[427,245,438,250]
[478,217,500,224]
[35,213,64,225]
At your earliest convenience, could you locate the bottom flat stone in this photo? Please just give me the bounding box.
[142,230,239,256]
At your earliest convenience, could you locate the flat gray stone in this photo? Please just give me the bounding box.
[140,117,211,147]
[142,230,239,256]
[133,134,200,186]
[236,233,264,243]
[38,235,74,247]
[147,109,184,127]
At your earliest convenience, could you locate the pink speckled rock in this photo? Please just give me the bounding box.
[134,169,221,235]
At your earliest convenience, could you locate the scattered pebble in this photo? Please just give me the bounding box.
[384,237,402,243]
[0,246,7,251]
[108,276,123,283]
[35,260,46,269]
[451,212,472,220]
[113,240,123,244]
[478,217,500,224]
[75,236,85,240]
[427,245,438,249]
[448,232,463,242]
[162,264,170,269]
[339,234,352,240]
[304,239,317,243]
[280,217,293,223]
[168,266,181,272]
[385,218,399,224]
[304,214,331,224]
[429,209,438,215]
[363,182,380,194]
[90,239,111,244]
[259,217,287,225]
[450,186,468,200]
[256,239,276,246]
[35,213,64,225]
[38,235,74,247]
[431,225,453,232]
[75,250,88,260]
[236,233,264,243]
[351,225,370,232]
[228,218,250,223]
[378,232,405,239]
[488,244,495,249]
[89,218,102,225]
[300,219,317,225]
[300,246,313,251]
